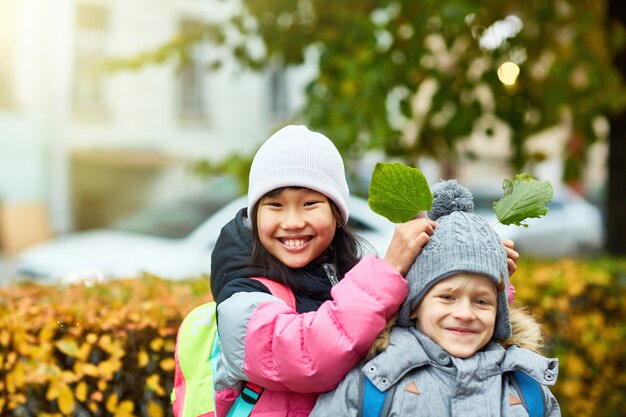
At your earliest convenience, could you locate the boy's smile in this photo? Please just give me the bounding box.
[256,188,337,269]
[416,274,497,359]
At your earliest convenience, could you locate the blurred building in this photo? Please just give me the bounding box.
[0,0,607,256]
[0,0,312,253]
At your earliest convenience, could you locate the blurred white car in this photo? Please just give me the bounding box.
[14,193,395,284]
[470,182,604,258]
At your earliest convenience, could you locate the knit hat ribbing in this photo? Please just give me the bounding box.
[247,125,350,222]
[396,180,511,341]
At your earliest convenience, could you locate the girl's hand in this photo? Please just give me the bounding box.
[384,215,437,276]
[503,239,519,277]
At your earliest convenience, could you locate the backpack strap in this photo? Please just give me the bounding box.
[511,371,546,417]
[225,382,264,417]
[357,370,396,417]
[251,277,297,310]
[356,368,546,417]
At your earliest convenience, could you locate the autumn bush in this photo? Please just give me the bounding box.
[512,257,626,417]
[1,258,626,417]
[0,275,211,417]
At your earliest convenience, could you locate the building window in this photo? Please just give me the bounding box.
[269,67,289,120]
[0,0,18,109]
[178,19,209,124]
[72,3,109,120]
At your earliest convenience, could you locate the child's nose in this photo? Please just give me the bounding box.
[281,209,305,229]
[452,300,476,321]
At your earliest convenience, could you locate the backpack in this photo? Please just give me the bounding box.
[357,369,546,417]
[171,277,296,417]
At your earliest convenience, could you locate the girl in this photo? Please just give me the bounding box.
[211,126,518,417]
[310,180,560,417]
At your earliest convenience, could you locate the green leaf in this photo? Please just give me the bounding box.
[493,173,553,227]
[368,162,433,223]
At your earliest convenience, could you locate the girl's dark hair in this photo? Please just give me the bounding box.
[250,187,363,288]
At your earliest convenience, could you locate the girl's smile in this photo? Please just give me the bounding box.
[257,187,337,269]
[278,236,312,249]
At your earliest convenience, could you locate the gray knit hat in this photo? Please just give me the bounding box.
[396,180,511,340]
[247,125,350,222]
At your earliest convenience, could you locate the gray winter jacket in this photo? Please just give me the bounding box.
[311,327,560,417]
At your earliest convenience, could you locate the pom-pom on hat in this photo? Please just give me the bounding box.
[247,125,350,223]
[396,180,511,341]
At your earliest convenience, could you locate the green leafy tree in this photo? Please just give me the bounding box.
[110,0,626,254]
[219,1,625,167]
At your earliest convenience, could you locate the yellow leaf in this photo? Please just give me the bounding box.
[98,358,122,380]
[97,379,107,391]
[164,339,176,353]
[6,351,17,367]
[86,333,98,344]
[77,362,99,377]
[46,382,59,401]
[6,376,14,394]
[106,393,118,412]
[39,324,56,342]
[61,370,78,384]
[83,363,98,377]
[567,354,588,377]
[76,381,88,402]
[99,335,125,357]
[56,338,80,357]
[138,349,149,368]
[0,330,9,347]
[147,400,164,417]
[114,400,135,417]
[150,337,164,352]
[145,374,165,396]
[58,384,75,415]
[14,393,27,403]
[8,361,25,392]
[77,342,93,362]
[8,393,26,409]
[159,358,175,372]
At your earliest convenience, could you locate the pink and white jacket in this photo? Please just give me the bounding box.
[214,254,408,417]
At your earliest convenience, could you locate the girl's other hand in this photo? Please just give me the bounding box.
[384,215,437,276]
[503,239,519,277]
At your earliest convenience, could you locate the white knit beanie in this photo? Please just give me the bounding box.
[247,125,350,222]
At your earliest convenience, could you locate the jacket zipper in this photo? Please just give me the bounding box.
[322,263,339,286]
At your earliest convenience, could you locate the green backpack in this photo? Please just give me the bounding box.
[171,277,296,417]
